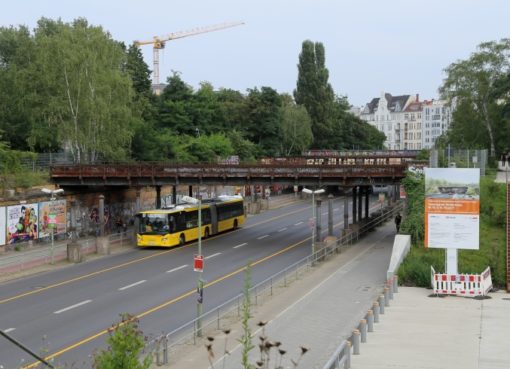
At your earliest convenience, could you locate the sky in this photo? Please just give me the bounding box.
[1,0,509,107]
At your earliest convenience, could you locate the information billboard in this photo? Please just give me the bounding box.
[424,168,480,249]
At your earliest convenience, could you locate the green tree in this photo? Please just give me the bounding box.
[440,38,510,157]
[280,102,312,155]
[244,87,283,156]
[227,130,259,161]
[30,18,135,162]
[125,44,152,97]
[294,40,336,149]
[93,313,152,369]
[0,25,36,151]
[158,72,194,135]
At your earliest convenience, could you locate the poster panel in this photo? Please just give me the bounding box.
[39,200,67,238]
[6,203,39,244]
[424,168,480,249]
[0,207,6,246]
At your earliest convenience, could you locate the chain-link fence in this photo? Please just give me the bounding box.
[429,148,488,175]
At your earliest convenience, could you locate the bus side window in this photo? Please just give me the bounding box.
[168,215,176,233]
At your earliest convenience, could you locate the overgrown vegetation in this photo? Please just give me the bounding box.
[398,170,507,287]
[92,313,152,369]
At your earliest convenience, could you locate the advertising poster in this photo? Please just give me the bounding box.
[6,203,39,244]
[424,168,480,249]
[0,207,6,246]
[39,200,67,238]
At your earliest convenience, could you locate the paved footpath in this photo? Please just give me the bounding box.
[163,222,510,369]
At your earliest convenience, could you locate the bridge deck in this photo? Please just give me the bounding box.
[50,163,409,187]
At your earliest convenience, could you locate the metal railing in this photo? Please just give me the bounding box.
[146,202,403,365]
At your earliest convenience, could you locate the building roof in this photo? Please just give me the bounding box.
[363,93,411,114]
[404,101,423,112]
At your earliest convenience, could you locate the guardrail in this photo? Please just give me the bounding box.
[146,202,404,366]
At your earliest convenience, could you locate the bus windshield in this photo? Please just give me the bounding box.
[139,213,171,234]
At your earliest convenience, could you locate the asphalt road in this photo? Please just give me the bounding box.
[0,196,378,368]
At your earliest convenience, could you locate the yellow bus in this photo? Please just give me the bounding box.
[136,196,245,247]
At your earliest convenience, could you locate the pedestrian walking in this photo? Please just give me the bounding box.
[394,212,402,233]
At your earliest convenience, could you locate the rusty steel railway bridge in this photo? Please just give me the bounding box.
[50,151,421,223]
[50,151,420,187]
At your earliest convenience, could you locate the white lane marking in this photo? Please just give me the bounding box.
[166,265,188,273]
[118,280,146,291]
[278,227,287,232]
[334,208,340,212]
[257,235,269,240]
[294,222,303,226]
[233,243,247,249]
[205,252,221,260]
[3,328,15,333]
[54,299,92,314]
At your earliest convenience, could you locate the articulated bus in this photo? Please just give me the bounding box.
[135,196,245,247]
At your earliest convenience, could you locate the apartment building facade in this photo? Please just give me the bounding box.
[360,92,452,150]
[360,92,414,149]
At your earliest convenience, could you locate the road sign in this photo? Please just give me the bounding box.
[194,254,204,272]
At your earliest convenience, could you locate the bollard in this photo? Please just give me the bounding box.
[388,280,394,300]
[352,329,360,355]
[359,319,367,343]
[393,275,399,293]
[373,301,380,322]
[383,287,390,307]
[344,341,351,368]
[367,310,374,332]
[378,295,385,314]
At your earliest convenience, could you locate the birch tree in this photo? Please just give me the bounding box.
[32,18,134,162]
[440,38,510,157]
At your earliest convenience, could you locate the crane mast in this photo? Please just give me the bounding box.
[134,21,244,92]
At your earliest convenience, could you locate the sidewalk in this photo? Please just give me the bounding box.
[162,223,510,369]
[351,287,510,369]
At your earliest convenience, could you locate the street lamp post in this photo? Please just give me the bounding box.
[41,188,64,265]
[302,188,325,260]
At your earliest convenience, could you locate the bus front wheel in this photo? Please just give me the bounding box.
[233,219,238,229]
[179,234,185,245]
[204,228,210,238]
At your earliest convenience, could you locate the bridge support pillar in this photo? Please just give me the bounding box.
[156,185,161,209]
[357,186,363,223]
[365,186,370,220]
[328,195,333,236]
[99,194,105,237]
[315,199,322,242]
[352,187,357,223]
[188,185,193,198]
[172,186,177,205]
[135,188,141,213]
[344,195,349,230]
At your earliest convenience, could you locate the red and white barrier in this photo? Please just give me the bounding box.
[430,266,492,297]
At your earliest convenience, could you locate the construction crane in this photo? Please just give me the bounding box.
[134,21,244,91]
